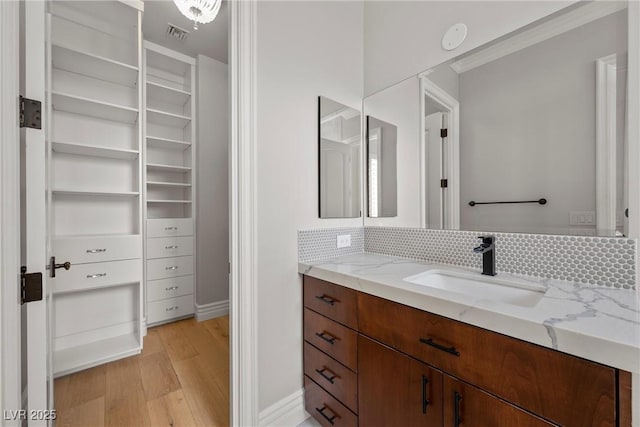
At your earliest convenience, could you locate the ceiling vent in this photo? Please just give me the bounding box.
[166,23,190,42]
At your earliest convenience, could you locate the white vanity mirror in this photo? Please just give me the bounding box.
[318,96,362,218]
[363,1,630,237]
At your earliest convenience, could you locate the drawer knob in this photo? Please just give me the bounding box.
[419,337,460,357]
[165,227,178,231]
[315,406,338,425]
[315,294,338,306]
[315,367,339,384]
[166,266,179,270]
[165,286,179,291]
[86,248,107,253]
[86,273,107,279]
[166,306,179,312]
[165,245,179,250]
[315,331,338,345]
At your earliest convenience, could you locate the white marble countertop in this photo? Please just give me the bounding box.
[299,253,640,373]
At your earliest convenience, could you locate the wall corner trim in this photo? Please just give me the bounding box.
[195,300,230,321]
[258,388,308,427]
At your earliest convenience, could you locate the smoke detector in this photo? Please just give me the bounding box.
[166,23,190,42]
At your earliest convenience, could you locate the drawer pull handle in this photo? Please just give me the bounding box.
[166,306,179,312]
[86,248,106,253]
[315,294,337,306]
[315,331,338,345]
[419,337,460,357]
[165,286,179,291]
[421,375,430,414]
[86,273,107,279]
[166,266,179,270]
[315,367,339,384]
[165,245,179,250]
[453,391,463,427]
[315,406,338,425]
[165,227,178,231]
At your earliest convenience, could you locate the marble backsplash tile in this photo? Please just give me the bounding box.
[298,227,364,262]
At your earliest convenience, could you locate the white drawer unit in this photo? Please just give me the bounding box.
[147,236,193,259]
[147,295,194,324]
[146,218,193,238]
[147,275,194,302]
[146,256,193,281]
[52,258,142,295]
[53,235,141,265]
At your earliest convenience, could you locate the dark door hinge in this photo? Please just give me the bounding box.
[440,179,448,188]
[21,266,43,304]
[19,96,42,129]
[440,128,448,138]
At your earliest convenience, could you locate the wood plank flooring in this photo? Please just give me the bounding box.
[54,316,230,427]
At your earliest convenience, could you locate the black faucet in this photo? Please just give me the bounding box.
[473,236,496,276]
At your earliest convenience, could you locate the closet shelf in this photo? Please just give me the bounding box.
[52,188,140,197]
[52,141,139,160]
[147,199,193,204]
[52,43,138,87]
[53,233,141,240]
[53,333,140,377]
[146,136,191,150]
[146,108,191,128]
[147,181,192,188]
[52,91,139,124]
[146,163,192,173]
[147,81,191,106]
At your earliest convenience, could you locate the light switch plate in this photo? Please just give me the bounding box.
[569,211,596,226]
[337,234,351,249]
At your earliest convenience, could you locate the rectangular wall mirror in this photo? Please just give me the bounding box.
[367,116,397,217]
[318,96,362,218]
[363,1,630,237]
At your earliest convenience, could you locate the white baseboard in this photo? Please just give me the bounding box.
[259,388,308,426]
[195,299,229,321]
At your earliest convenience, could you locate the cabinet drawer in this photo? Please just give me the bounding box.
[147,218,193,238]
[358,292,616,427]
[146,256,193,281]
[304,342,357,413]
[52,259,141,294]
[147,236,193,259]
[147,276,194,302]
[148,295,194,324]
[53,235,141,265]
[304,376,357,427]
[304,308,357,371]
[304,276,357,329]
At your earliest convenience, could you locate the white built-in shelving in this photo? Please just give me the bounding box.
[47,0,144,377]
[143,41,196,326]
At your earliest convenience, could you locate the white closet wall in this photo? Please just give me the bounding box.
[143,42,196,326]
[47,0,144,377]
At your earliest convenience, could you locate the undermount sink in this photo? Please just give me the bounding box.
[403,269,546,307]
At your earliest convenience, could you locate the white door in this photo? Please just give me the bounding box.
[20,1,53,425]
[425,112,445,228]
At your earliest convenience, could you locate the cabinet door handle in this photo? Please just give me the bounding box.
[315,294,337,306]
[419,337,460,356]
[166,306,179,312]
[165,245,179,250]
[86,248,106,253]
[86,273,107,279]
[315,367,339,384]
[166,266,179,270]
[165,226,178,231]
[315,331,338,345]
[453,391,462,427]
[421,375,430,414]
[315,405,338,425]
[165,286,179,291]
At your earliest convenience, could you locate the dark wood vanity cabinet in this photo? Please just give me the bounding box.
[303,275,632,427]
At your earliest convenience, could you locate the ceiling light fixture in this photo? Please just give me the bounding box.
[173,0,221,30]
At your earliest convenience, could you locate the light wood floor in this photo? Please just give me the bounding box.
[54,316,230,427]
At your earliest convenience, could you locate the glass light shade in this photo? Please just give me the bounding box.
[173,0,221,30]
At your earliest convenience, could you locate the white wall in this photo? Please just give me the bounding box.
[364,1,574,96]
[196,54,229,305]
[459,11,626,234]
[256,0,363,413]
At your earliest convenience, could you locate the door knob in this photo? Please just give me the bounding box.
[49,256,71,278]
